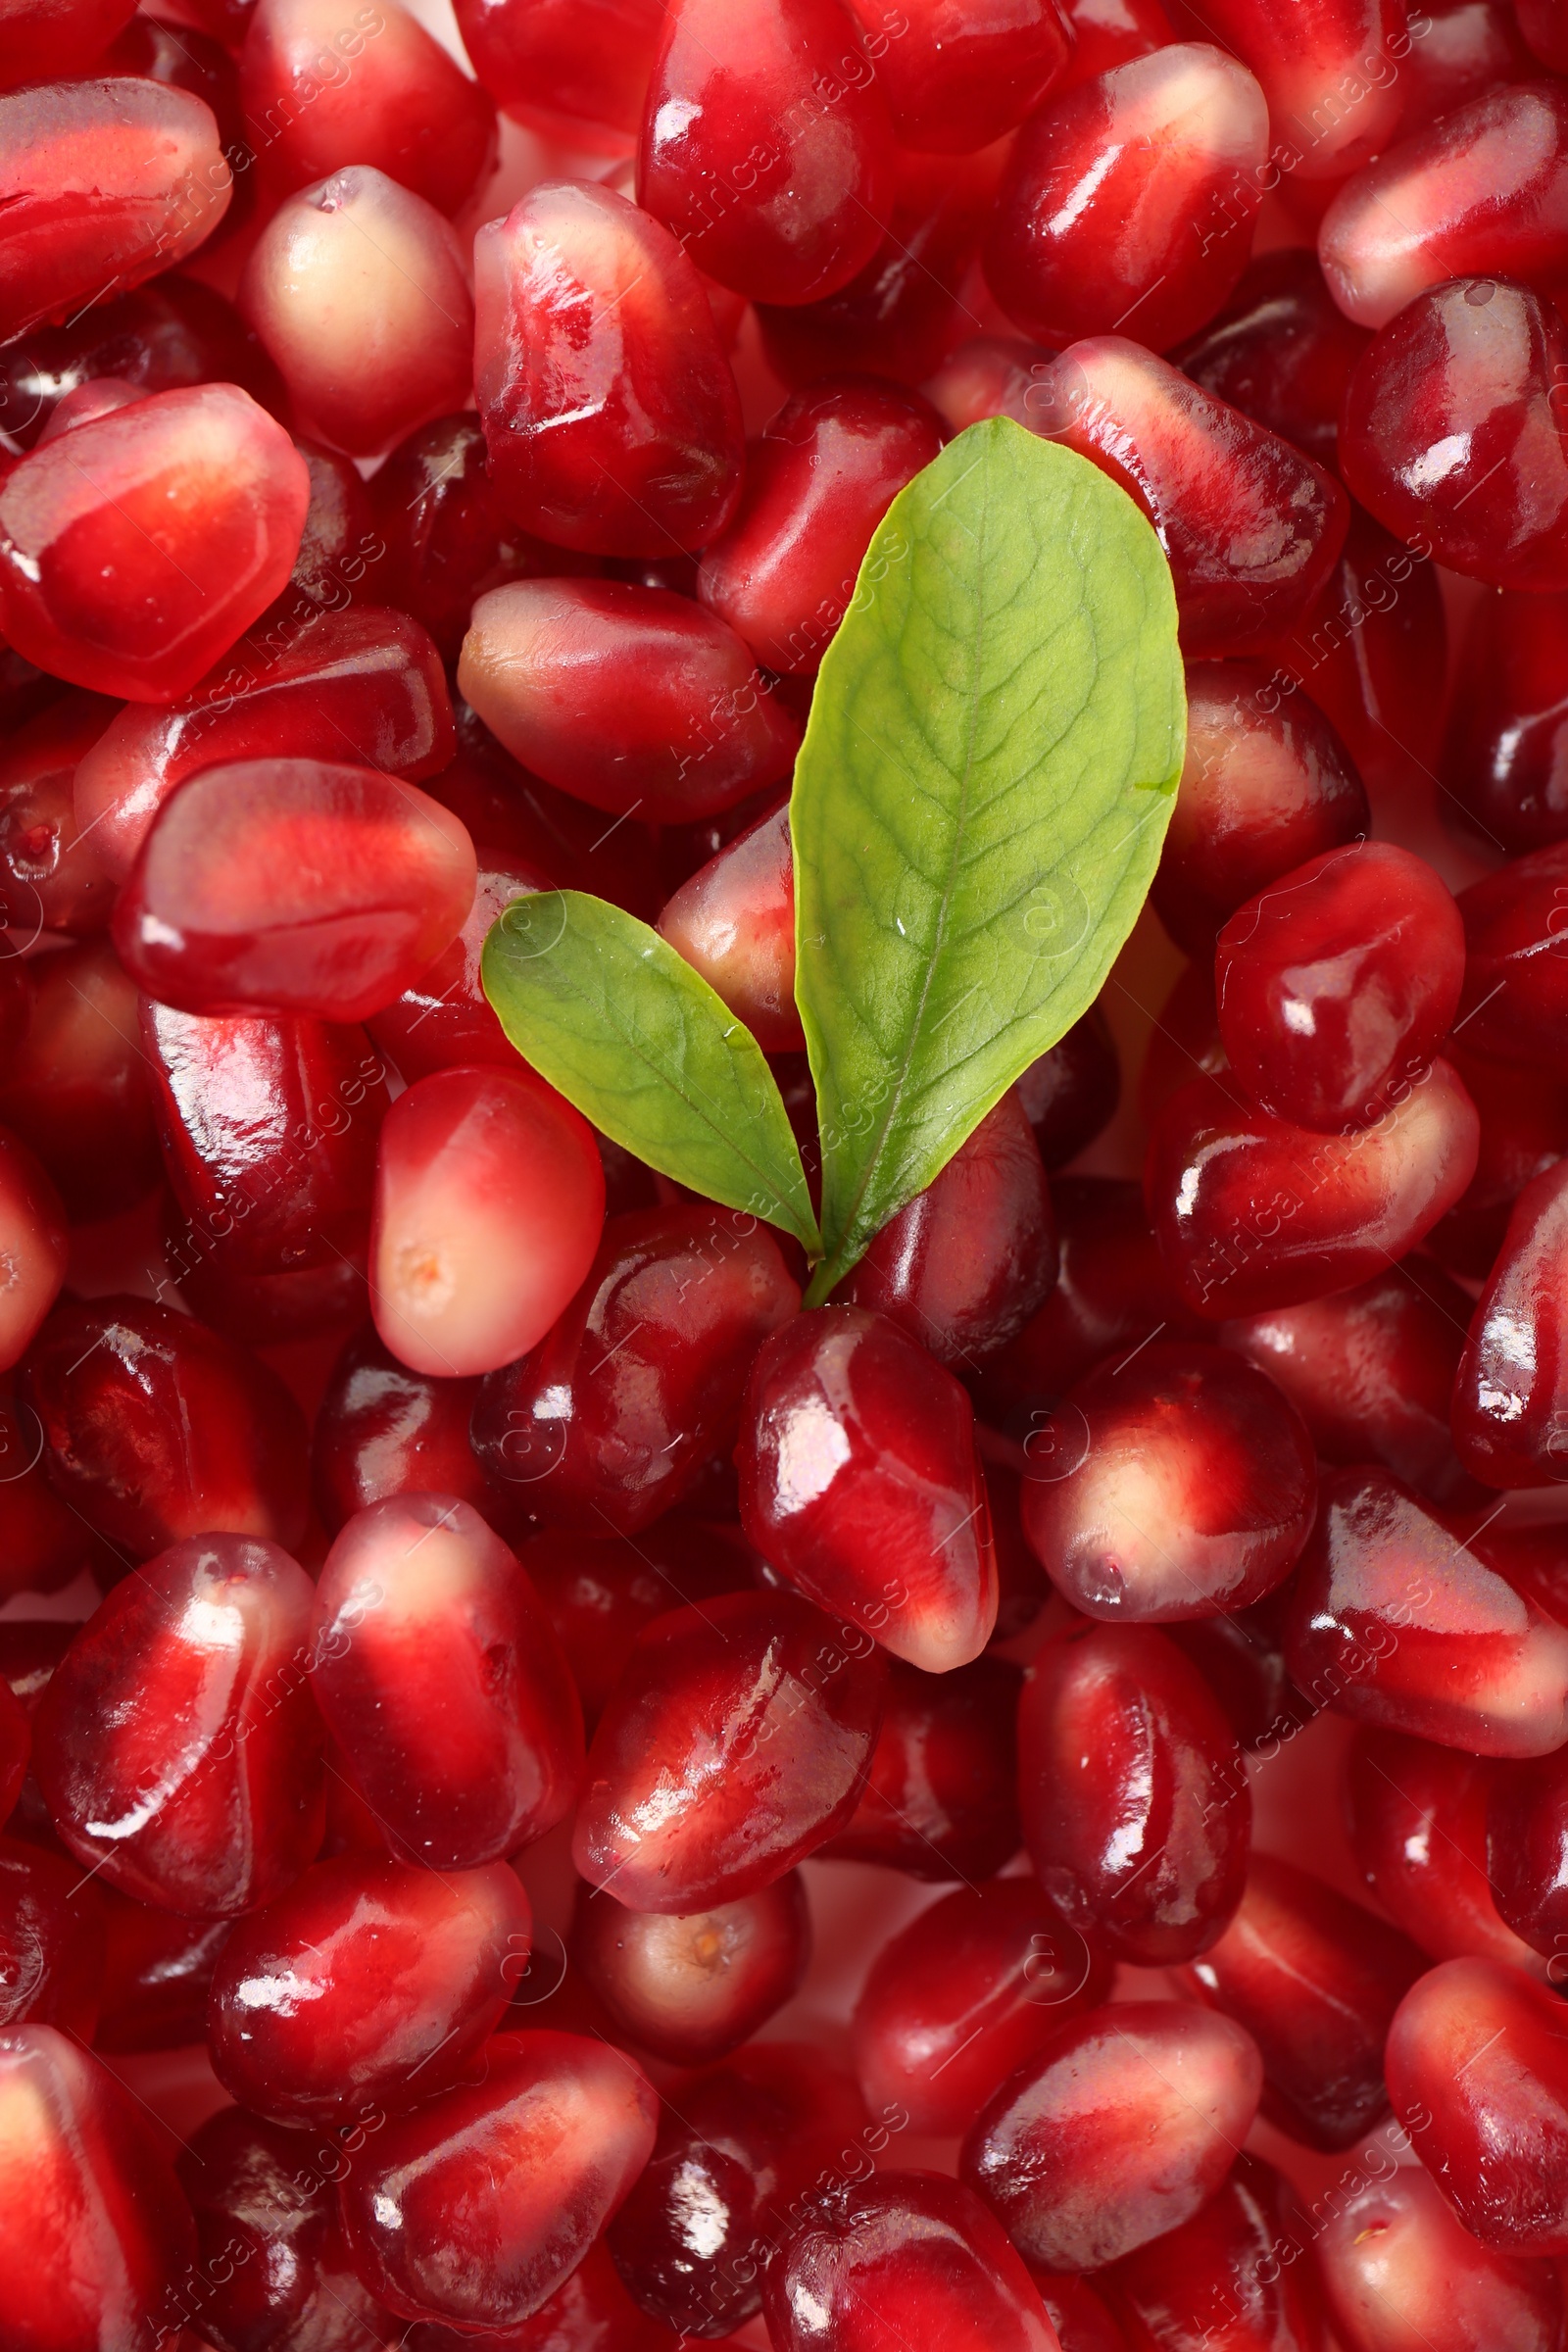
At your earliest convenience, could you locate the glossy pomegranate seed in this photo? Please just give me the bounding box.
[1400,0,1536,117]
[637,0,897,306]
[1315,2163,1564,2352]
[368,851,553,1084]
[821,1653,1022,1880]
[610,2038,868,2337]
[1320,83,1568,330]
[1452,1161,1568,1485]
[167,1221,369,1348]
[1518,0,1568,71]
[1286,1466,1568,1754]
[1055,0,1174,83]
[0,78,231,346]
[570,1870,809,2065]
[1146,1062,1480,1318]
[1017,1009,1121,1169]
[854,1878,1112,2136]
[1035,336,1348,656]
[311,1492,584,1869]
[474,180,743,559]
[522,1521,754,1730]
[698,377,945,678]
[1175,1853,1424,2150]
[0,0,137,87]
[209,1853,531,2125]
[0,271,277,451]
[174,2103,391,2352]
[765,2171,1059,2352]
[1173,246,1372,469]
[1342,277,1568,593]
[1103,2153,1323,2352]
[961,1998,1264,2272]
[311,1320,504,1535]
[0,1684,25,1824]
[573,1589,886,1912]
[34,1532,321,1915]
[1386,1957,1568,2253]
[0,384,309,703]
[1153,662,1369,956]
[0,1124,67,1377]
[0,2025,196,2352]
[738,1304,998,1672]
[1032,2269,1132,2352]
[658,799,801,1052]
[1220,1259,1480,1505]
[923,331,1058,434]
[402,2238,681,2352]
[93,1891,228,2052]
[1192,0,1407,178]
[240,0,495,213]
[452,0,662,148]
[23,1294,309,1558]
[1347,1725,1548,1976]
[338,2029,655,2327]
[472,1204,798,1532]
[0,690,117,939]
[1020,1343,1316,1621]
[1166,1588,1320,1755]
[1485,1744,1568,1959]
[842,0,1068,148]
[986,46,1268,353]
[1020,1624,1250,1965]
[0,943,160,1226]
[240,168,472,462]
[370,416,572,668]
[460,579,799,823]
[1455,842,1568,1070]
[0,1838,103,2034]
[1442,587,1568,855]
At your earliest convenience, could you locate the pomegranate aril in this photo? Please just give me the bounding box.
[1443,587,1568,855]
[238,166,473,465]
[0,0,137,88]
[311,1492,584,1870]
[0,689,117,939]
[636,0,897,306]
[258,434,382,632]
[404,2238,683,2352]
[1452,1161,1568,1485]
[1034,336,1348,656]
[961,1998,1264,2273]
[368,851,552,1084]
[1020,1342,1316,1622]
[1173,246,1372,469]
[1175,1853,1424,2150]
[1341,277,1568,593]
[820,1653,1022,1881]
[522,1520,756,1732]
[1486,1744,1568,1957]
[452,0,662,149]
[0,1387,106,1603]
[738,1303,998,1672]
[0,1686,25,1824]
[23,1293,310,1558]
[1456,841,1568,1070]
[1017,1008,1121,1169]
[699,376,946,678]
[843,0,1068,150]
[658,799,801,1052]
[0,272,273,450]
[1165,1589,1321,1754]
[0,1124,67,1377]
[573,1589,886,1912]
[461,579,799,823]
[167,1216,368,1347]
[472,1203,798,1534]
[1186,0,1407,179]
[312,1321,504,1534]
[240,0,495,213]
[1146,1061,1480,1318]
[854,1877,1112,2137]
[0,2025,196,2352]
[1319,82,1568,330]
[1020,1624,1250,1966]
[1348,1724,1548,1975]
[610,2039,868,2338]
[1057,0,1174,85]
[0,1838,103,2034]
[93,1891,229,2051]
[1387,1957,1568,2253]
[32,380,148,447]
[338,2029,656,2328]
[209,1853,530,2125]
[0,943,160,1225]
[570,1871,810,2066]
[1035,2270,1133,2352]
[766,2171,1060,2352]
[34,1532,321,1915]
[1397,0,1536,121]
[1518,0,1568,72]
[0,383,309,704]
[923,332,1059,434]
[1314,2163,1565,2352]
[474,179,743,559]
[1103,2153,1324,2352]
[1220,1259,1481,1505]
[435,697,662,917]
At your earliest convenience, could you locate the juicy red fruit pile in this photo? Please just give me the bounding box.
[7,0,1568,2347]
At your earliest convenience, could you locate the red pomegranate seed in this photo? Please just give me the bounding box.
[1452,1162,1568,1487]
[821,1653,1023,1882]
[0,1838,104,2034]
[843,0,1068,149]
[853,1878,1113,2137]
[1019,1342,1317,1621]
[1485,1744,1568,1960]
[738,1304,998,1672]
[1397,0,1536,119]
[1456,842,1568,1071]
[636,0,897,307]
[1031,2268,1133,2352]
[1518,0,1568,70]
[403,2237,683,2352]
[311,1320,506,1534]
[208,1853,532,2125]
[573,1589,887,1912]
[0,2024,196,2350]
[0,0,138,88]
[1017,1008,1121,1169]
[960,1998,1264,2272]
[0,691,118,938]
[1284,1467,1568,1756]
[93,1891,228,2052]
[452,0,663,149]
[1173,246,1372,468]
[1056,0,1175,87]
[473,179,744,558]
[0,941,161,1223]
[569,1870,810,2065]
[0,272,277,451]
[1166,1589,1320,1756]
[367,851,552,1082]
[336,2029,657,2328]
[1102,2152,1323,2352]
[1443,586,1568,856]
[0,1125,67,1375]
[658,798,801,1052]
[765,2171,1060,2351]
[311,1492,584,1870]
[0,1685,27,1826]
[1315,2162,1565,2352]
[1019,1624,1250,1965]
[34,377,148,445]
[1184,0,1407,178]
[923,331,1057,434]
[1386,1957,1568,2253]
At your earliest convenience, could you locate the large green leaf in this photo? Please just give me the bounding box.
[793,416,1186,1302]
[482,891,820,1253]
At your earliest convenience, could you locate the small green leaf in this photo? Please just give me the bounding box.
[482,890,820,1254]
[793,416,1186,1304]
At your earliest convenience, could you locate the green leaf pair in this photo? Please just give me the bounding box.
[482,416,1187,1298]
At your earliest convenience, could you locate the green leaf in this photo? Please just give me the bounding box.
[482,890,820,1255]
[792,415,1186,1304]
